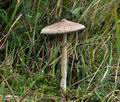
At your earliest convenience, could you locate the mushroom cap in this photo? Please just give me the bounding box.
[41,19,85,34]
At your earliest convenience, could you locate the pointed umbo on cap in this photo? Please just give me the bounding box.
[41,19,85,34]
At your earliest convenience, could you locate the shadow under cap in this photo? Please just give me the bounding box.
[41,19,85,34]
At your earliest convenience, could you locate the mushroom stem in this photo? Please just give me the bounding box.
[60,34,67,92]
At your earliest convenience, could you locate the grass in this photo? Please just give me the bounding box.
[0,0,120,101]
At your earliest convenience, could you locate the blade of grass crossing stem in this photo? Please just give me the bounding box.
[52,44,60,76]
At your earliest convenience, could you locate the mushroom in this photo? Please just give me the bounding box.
[41,19,85,93]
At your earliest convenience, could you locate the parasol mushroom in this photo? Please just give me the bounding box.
[41,19,85,93]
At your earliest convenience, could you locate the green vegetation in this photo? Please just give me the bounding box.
[0,0,120,101]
